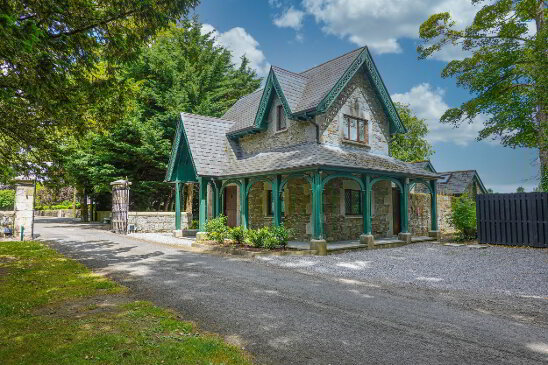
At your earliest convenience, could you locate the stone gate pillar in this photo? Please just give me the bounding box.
[14,177,36,240]
[111,179,131,234]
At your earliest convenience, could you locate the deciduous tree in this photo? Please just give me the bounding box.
[391,103,434,162]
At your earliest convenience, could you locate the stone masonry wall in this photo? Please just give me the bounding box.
[317,72,391,156]
[239,94,316,155]
[96,211,192,232]
[0,211,14,237]
[371,180,393,237]
[408,193,455,235]
[14,181,35,239]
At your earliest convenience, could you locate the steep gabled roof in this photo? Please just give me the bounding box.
[410,160,437,173]
[223,46,406,137]
[437,170,488,195]
[166,113,438,181]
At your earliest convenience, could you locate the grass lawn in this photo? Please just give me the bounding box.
[0,241,251,364]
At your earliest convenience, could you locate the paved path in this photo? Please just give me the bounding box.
[36,218,548,364]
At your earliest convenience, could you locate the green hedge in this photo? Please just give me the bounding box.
[35,200,80,211]
[0,190,15,210]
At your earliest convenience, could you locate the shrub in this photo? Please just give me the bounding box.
[450,194,477,240]
[0,190,15,211]
[205,215,229,244]
[190,220,199,229]
[245,227,272,248]
[228,226,246,245]
[270,225,293,250]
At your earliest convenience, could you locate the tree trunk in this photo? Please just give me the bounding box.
[535,4,547,191]
[80,189,88,222]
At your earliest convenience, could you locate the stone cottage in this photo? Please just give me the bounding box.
[166,47,440,249]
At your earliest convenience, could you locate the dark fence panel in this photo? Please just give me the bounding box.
[476,193,547,247]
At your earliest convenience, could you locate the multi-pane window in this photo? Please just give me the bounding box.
[343,115,368,144]
[267,190,284,216]
[276,105,287,131]
[344,189,362,215]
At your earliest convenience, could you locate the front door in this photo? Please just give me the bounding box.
[392,188,401,235]
[224,186,238,227]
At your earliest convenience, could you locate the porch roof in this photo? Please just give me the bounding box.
[168,112,439,181]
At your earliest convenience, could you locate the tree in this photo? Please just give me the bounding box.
[0,0,198,170]
[487,188,495,193]
[418,0,547,191]
[62,21,261,211]
[516,186,525,192]
[391,103,434,162]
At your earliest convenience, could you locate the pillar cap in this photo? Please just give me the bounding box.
[110,179,132,187]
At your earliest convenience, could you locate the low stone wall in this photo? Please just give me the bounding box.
[0,211,14,236]
[97,211,191,232]
[35,209,80,218]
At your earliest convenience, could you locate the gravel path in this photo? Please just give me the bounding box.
[257,243,548,297]
[129,232,194,247]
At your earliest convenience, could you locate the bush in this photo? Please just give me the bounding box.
[228,226,246,245]
[0,190,15,211]
[450,194,477,240]
[205,215,229,244]
[245,227,272,248]
[190,220,199,229]
[270,225,293,250]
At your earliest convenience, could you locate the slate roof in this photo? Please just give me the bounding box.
[410,160,437,173]
[178,112,438,180]
[224,47,366,135]
[436,170,487,195]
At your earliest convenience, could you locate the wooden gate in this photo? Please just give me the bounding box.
[111,180,131,234]
[476,193,547,247]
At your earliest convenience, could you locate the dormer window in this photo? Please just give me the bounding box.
[276,105,287,131]
[343,115,368,144]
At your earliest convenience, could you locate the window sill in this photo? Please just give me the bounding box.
[342,139,370,149]
[344,215,363,219]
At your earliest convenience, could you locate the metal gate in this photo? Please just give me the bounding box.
[476,193,547,247]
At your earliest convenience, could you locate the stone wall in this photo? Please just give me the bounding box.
[317,72,391,156]
[371,180,393,237]
[35,209,80,218]
[323,179,363,241]
[14,180,35,239]
[0,211,14,236]
[408,193,455,235]
[96,211,192,232]
[238,94,316,154]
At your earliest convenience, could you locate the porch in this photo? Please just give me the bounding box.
[172,168,440,252]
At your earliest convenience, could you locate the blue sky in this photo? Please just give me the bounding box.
[193,0,540,192]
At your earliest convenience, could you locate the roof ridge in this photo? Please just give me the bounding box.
[298,46,365,75]
[181,112,234,124]
[272,66,308,79]
[438,170,477,174]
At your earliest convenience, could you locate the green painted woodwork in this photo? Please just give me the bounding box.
[409,179,434,194]
[246,177,272,196]
[400,179,409,233]
[165,117,198,182]
[321,173,365,192]
[240,178,249,229]
[219,179,242,216]
[280,173,313,192]
[370,176,404,192]
[430,180,438,231]
[198,176,208,231]
[311,171,324,240]
[272,175,282,226]
[363,175,372,235]
[212,181,220,218]
[175,181,181,230]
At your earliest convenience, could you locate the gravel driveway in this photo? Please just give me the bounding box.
[258,243,548,297]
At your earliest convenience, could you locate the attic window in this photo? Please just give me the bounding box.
[343,115,368,144]
[276,105,287,131]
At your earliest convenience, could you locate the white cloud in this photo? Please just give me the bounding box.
[302,0,479,60]
[201,24,270,76]
[274,6,305,30]
[391,83,487,146]
[268,0,282,8]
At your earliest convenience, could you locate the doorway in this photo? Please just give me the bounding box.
[224,186,238,227]
[392,188,401,235]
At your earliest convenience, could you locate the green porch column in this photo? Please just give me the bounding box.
[400,179,409,233]
[240,178,249,229]
[362,175,372,235]
[272,175,282,227]
[175,181,181,230]
[311,171,324,240]
[430,180,438,231]
[198,176,208,231]
[212,182,220,218]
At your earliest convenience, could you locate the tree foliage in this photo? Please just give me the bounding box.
[62,21,261,210]
[450,194,478,240]
[0,0,198,170]
[418,0,547,190]
[391,103,434,162]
